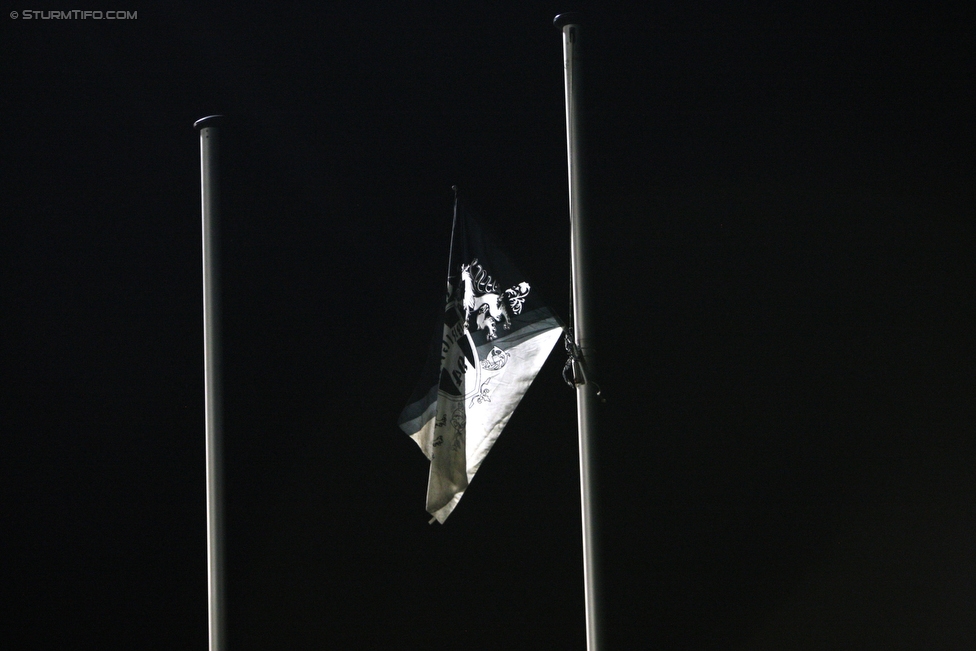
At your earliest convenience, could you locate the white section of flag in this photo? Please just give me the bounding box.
[405,316,563,523]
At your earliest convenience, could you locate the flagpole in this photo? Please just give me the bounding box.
[555,13,603,651]
[195,114,226,651]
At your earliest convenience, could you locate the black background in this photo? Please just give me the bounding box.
[3,3,972,649]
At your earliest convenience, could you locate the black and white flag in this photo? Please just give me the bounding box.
[399,199,563,523]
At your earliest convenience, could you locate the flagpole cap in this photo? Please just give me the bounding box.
[194,115,225,130]
[553,12,582,28]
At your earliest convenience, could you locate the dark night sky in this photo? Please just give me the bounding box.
[3,3,973,649]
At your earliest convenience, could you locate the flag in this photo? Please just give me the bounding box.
[399,198,564,523]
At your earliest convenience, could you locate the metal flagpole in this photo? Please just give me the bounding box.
[195,114,226,651]
[554,13,603,651]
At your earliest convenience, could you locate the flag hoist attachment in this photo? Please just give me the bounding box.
[562,328,603,402]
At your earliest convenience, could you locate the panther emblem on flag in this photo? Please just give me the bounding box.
[459,259,531,340]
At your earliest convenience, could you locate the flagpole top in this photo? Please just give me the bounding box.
[553,12,582,28]
[194,115,225,130]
